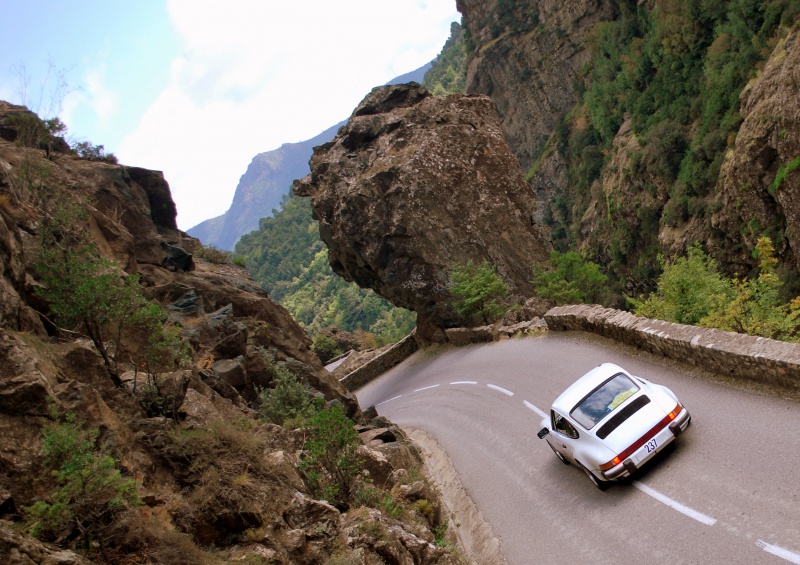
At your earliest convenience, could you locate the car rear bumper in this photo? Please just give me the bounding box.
[602,407,691,480]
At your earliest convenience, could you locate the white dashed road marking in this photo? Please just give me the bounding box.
[523,400,548,419]
[487,384,514,396]
[632,481,716,525]
[377,395,402,406]
[450,381,478,385]
[757,540,800,564]
[414,384,440,392]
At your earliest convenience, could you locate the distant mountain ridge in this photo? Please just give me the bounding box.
[188,63,432,250]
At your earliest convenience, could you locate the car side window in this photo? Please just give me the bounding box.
[551,410,579,439]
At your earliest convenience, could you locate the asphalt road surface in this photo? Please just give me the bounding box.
[356,332,800,565]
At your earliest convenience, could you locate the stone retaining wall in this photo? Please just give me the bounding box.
[340,333,419,392]
[544,304,800,390]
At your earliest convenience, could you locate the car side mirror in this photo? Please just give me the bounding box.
[537,427,549,439]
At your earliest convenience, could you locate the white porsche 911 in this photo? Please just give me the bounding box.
[537,362,691,490]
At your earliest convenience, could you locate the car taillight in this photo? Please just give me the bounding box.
[668,403,683,420]
[599,403,683,471]
[599,456,621,471]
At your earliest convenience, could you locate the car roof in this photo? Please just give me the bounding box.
[552,363,631,415]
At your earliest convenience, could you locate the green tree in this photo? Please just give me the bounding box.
[297,405,363,510]
[448,260,510,324]
[532,251,611,305]
[423,21,468,95]
[631,244,733,325]
[36,200,186,387]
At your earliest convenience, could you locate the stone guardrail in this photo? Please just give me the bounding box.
[544,304,800,390]
[340,333,419,392]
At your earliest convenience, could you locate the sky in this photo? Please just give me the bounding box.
[1,0,460,229]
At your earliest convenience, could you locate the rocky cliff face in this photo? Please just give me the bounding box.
[457,0,616,171]
[0,102,459,564]
[295,83,552,340]
[714,27,800,271]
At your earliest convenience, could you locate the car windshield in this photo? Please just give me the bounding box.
[570,373,639,429]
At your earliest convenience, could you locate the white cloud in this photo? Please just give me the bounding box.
[118,0,459,230]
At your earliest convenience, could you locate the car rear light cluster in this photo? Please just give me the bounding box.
[599,403,683,471]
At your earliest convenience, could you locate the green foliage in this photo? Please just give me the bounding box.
[448,260,510,324]
[633,238,800,341]
[770,157,800,193]
[702,237,800,340]
[631,244,733,325]
[545,0,800,292]
[298,405,364,510]
[36,199,188,387]
[26,408,141,546]
[71,140,118,163]
[235,193,415,344]
[313,333,342,364]
[193,244,246,266]
[257,366,317,426]
[423,21,468,95]
[532,251,611,305]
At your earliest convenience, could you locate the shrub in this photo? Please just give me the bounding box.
[71,140,118,163]
[313,333,342,364]
[631,244,733,325]
[298,405,363,510]
[532,251,611,305]
[702,237,800,341]
[169,419,270,536]
[769,157,800,194]
[26,408,141,554]
[257,366,317,426]
[36,199,188,387]
[448,260,510,324]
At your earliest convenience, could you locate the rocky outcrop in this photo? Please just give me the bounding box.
[0,103,464,563]
[714,27,800,271]
[457,0,616,171]
[295,83,552,339]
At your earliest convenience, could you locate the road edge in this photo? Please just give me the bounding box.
[405,427,507,565]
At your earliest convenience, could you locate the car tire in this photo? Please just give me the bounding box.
[548,443,569,465]
[581,463,611,491]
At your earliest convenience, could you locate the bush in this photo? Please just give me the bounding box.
[257,366,317,426]
[169,419,271,538]
[631,244,733,325]
[532,251,611,305]
[448,260,510,324]
[313,333,342,364]
[26,408,141,554]
[36,199,188,387]
[298,405,363,510]
[71,140,118,163]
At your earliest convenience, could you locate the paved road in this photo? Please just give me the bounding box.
[356,332,800,565]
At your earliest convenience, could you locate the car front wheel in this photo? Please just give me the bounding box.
[548,443,570,465]
[581,463,611,491]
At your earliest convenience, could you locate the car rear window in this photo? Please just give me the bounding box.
[570,373,640,429]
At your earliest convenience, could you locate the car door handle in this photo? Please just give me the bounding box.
[561,444,567,449]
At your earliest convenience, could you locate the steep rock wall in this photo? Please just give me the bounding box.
[714,27,800,270]
[457,0,616,171]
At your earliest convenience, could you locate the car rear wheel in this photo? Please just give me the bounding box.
[581,463,611,491]
[548,443,569,465]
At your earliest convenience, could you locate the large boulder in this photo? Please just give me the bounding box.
[295,83,551,338]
